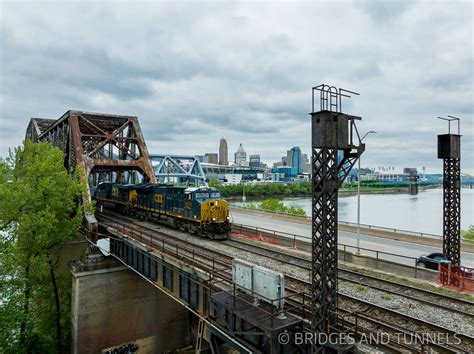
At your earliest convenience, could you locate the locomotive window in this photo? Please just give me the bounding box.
[211,192,221,198]
[195,192,210,199]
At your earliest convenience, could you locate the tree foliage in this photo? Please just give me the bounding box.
[247,198,306,216]
[217,181,312,197]
[461,225,474,244]
[0,141,86,353]
[213,180,437,198]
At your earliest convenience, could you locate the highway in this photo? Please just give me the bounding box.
[230,209,474,268]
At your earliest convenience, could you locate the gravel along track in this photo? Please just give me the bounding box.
[98,211,474,351]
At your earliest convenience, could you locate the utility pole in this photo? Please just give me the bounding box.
[310,84,365,353]
[356,131,376,254]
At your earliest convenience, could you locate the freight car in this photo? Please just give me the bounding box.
[94,183,231,239]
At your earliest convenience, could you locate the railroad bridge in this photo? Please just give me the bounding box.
[25,100,473,353]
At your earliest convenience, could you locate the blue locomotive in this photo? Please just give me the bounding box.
[94,183,231,239]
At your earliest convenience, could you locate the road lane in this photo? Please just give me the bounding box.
[230,209,474,267]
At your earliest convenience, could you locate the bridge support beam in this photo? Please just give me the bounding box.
[70,258,190,354]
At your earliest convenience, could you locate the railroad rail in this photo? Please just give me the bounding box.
[285,275,473,353]
[223,237,474,317]
[96,211,474,353]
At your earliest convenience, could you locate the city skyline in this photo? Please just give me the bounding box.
[196,137,446,175]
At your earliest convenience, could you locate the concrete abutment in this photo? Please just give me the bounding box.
[70,259,190,354]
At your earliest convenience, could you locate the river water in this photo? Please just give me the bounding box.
[235,187,474,235]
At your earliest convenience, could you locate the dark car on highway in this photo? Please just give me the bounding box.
[417,253,474,279]
[417,252,448,270]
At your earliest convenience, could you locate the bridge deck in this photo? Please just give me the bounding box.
[211,290,301,333]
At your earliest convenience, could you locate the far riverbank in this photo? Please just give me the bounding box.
[223,183,442,200]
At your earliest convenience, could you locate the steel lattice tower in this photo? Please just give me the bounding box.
[437,116,461,265]
[310,85,365,352]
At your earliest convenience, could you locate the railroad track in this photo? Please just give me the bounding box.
[97,213,234,277]
[285,275,473,353]
[223,237,474,318]
[97,211,474,353]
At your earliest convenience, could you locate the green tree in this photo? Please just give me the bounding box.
[0,141,86,353]
[257,198,306,216]
[461,225,474,244]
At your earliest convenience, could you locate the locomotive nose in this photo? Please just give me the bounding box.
[207,200,228,222]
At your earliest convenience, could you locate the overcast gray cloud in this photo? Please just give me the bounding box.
[0,0,472,173]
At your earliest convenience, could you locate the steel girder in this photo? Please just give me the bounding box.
[25,110,157,239]
[442,158,461,265]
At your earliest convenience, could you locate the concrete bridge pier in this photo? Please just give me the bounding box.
[70,257,190,354]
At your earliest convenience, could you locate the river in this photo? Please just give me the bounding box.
[234,187,474,235]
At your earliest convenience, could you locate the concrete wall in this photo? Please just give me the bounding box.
[55,240,89,272]
[71,260,189,354]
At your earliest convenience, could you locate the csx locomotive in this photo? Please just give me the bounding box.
[94,183,231,239]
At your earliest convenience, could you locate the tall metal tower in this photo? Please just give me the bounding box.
[437,116,461,265]
[310,85,365,352]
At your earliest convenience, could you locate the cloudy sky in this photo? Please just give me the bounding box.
[0,0,472,173]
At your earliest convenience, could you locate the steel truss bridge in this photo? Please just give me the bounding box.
[26,110,157,238]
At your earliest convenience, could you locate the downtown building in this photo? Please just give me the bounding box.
[234,143,248,167]
[249,154,260,168]
[272,146,308,181]
[219,138,228,165]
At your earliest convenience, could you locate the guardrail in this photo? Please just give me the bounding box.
[230,204,443,240]
[231,223,429,278]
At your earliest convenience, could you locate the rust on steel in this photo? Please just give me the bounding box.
[25,110,157,239]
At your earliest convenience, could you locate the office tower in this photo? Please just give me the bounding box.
[286,150,293,168]
[290,146,302,174]
[219,138,228,165]
[249,154,260,168]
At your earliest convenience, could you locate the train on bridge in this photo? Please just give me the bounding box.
[94,183,231,239]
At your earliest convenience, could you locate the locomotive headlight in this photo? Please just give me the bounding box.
[212,217,216,221]
[216,201,218,206]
